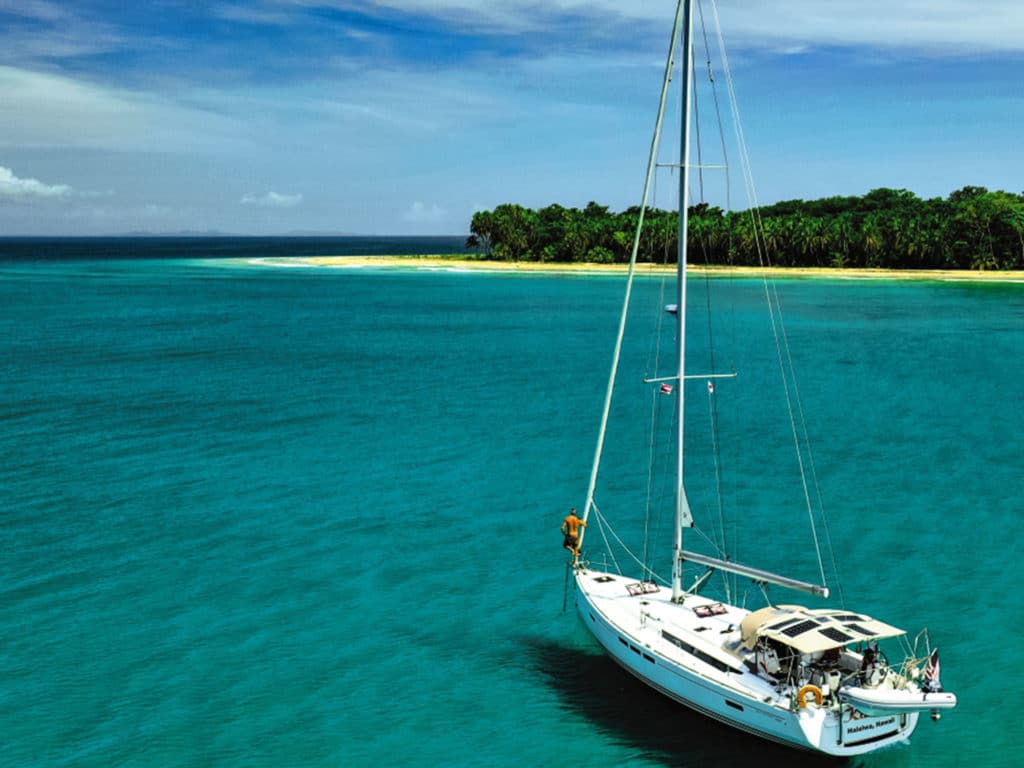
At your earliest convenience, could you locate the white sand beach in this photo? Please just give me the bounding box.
[286,255,1024,282]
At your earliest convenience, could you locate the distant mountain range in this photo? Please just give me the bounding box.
[111,229,362,237]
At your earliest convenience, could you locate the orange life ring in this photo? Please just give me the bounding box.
[797,684,823,708]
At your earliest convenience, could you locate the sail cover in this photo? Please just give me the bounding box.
[740,605,905,654]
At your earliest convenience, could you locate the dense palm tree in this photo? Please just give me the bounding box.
[465,187,1024,270]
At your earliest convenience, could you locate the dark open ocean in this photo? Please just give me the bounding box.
[0,235,470,262]
[1,238,1020,767]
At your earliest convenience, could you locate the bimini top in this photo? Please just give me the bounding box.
[740,605,905,655]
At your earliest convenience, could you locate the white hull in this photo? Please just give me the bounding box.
[575,568,919,756]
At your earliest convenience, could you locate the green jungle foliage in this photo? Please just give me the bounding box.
[465,187,1024,270]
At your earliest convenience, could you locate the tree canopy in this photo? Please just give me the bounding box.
[465,187,1024,270]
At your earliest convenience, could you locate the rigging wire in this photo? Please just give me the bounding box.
[589,501,623,576]
[642,164,671,581]
[593,503,668,586]
[562,560,571,613]
[708,0,837,597]
[692,0,737,602]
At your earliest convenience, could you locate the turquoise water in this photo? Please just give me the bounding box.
[1,254,1021,767]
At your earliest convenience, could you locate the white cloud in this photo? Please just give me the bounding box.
[364,1,1024,53]
[0,0,71,23]
[0,1,127,67]
[0,66,248,153]
[319,97,440,132]
[0,165,71,199]
[403,201,447,223]
[212,3,294,26]
[240,191,304,208]
[708,0,1024,54]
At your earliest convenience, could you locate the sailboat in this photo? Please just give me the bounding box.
[569,0,956,756]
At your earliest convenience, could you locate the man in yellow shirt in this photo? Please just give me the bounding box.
[561,507,586,558]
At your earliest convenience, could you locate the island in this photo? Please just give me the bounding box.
[459,187,1024,273]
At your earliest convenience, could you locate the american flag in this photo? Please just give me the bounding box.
[660,383,673,395]
[923,649,941,691]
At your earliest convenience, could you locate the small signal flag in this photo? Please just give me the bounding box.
[923,649,941,691]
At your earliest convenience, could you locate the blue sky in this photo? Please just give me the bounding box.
[0,0,1020,236]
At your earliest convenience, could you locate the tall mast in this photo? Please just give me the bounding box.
[671,0,695,602]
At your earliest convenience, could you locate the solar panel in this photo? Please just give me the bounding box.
[767,617,804,630]
[819,627,854,643]
[844,623,874,635]
[781,619,818,637]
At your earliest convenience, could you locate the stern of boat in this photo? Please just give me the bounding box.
[795,704,919,756]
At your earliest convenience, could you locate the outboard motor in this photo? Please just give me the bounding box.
[922,648,943,720]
